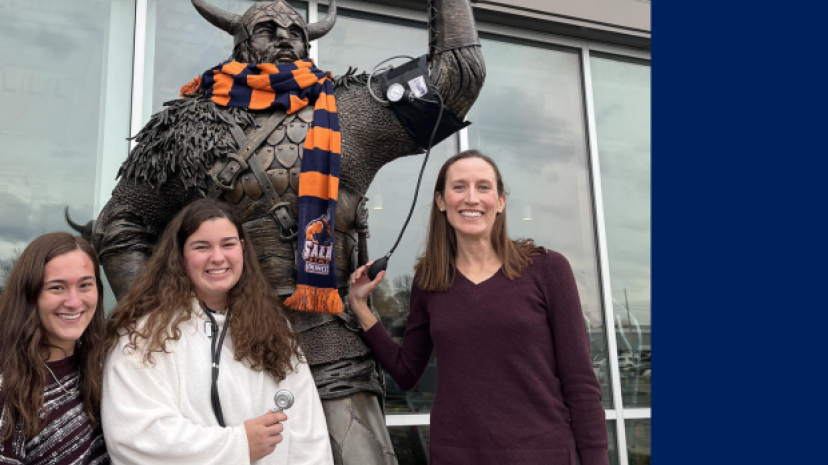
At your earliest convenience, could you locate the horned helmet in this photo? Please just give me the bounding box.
[191,0,337,48]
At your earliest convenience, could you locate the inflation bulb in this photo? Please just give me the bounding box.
[367,255,390,281]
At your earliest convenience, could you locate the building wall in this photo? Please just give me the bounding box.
[476,0,651,32]
[368,0,650,48]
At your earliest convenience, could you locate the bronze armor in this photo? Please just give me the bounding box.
[206,105,382,398]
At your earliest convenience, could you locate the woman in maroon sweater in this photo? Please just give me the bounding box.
[0,233,109,464]
[349,150,608,465]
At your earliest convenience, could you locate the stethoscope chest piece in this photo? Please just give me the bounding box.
[273,389,294,413]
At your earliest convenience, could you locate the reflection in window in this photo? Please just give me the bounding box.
[625,419,651,465]
[607,420,619,465]
[0,0,133,309]
[590,54,651,408]
[467,34,611,408]
[388,426,429,465]
[144,0,306,117]
[319,9,456,414]
[318,9,429,77]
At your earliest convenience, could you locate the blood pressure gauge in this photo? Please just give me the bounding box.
[386,83,407,103]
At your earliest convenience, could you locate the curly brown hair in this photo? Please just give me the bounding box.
[415,150,543,291]
[105,198,301,381]
[0,233,106,441]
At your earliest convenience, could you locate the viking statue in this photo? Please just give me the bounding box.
[93,0,485,463]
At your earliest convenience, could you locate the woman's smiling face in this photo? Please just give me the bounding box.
[37,249,98,359]
[436,157,506,244]
[183,218,244,310]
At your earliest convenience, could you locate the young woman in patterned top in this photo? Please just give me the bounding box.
[0,232,109,464]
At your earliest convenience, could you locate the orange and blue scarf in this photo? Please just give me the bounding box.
[197,59,343,314]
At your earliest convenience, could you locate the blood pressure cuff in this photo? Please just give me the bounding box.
[380,55,471,150]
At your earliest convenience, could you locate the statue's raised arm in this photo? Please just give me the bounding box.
[337,0,486,194]
[428,0,486,116]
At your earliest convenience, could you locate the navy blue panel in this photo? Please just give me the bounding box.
[654,1,827,464]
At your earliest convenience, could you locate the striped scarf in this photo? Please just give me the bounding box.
[198,59,343,314]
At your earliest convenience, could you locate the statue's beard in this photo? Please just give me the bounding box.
[231,42,305,64]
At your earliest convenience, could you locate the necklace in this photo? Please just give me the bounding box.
[44,362,75,396]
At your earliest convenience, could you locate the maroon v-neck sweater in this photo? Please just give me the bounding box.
[363,250,608,465]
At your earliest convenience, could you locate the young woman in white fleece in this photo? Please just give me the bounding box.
[100,198,333,465]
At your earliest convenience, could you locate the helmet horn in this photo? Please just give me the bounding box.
[307,0,337,41]
[64,206,95,242]
[64,206,86,233]
[191,0,241,35]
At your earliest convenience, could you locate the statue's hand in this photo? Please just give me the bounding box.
[347,262,385,331]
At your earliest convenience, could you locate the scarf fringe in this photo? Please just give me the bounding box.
[285,284,344,314]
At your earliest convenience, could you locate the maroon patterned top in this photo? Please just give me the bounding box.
[0,354,109,464]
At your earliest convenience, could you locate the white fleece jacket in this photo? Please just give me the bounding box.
[101,300,333,465]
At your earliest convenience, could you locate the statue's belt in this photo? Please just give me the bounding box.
[208,110,298,241]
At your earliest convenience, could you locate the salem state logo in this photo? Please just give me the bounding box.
[302,213,333,275]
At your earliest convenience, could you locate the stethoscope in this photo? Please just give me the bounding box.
[202,303,232,426]
[202,303,295,426]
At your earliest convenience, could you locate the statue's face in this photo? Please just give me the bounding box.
[248,21,308,64]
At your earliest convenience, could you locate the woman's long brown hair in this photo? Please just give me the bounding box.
[105,198,300,380]
[415,150,542,291]
[0,233,106,441]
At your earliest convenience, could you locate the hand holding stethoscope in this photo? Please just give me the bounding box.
[243,389,294,462]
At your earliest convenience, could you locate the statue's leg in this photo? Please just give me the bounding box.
[322,393,398,465]
[295,318,398,465]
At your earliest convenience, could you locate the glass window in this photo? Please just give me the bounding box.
[590,53,651,408]
[607,420,619,465]
[318,8,429,77]
[0,0,135,308]
[388,426,429,465]
[625,419,651,465]
[143,0,306,118]
[319,9,457,415]
[467,34,612,407]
